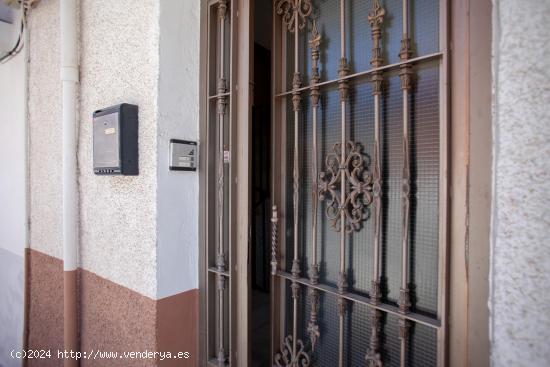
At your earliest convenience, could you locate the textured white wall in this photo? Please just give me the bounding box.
[78,0,160,299]
[156,0,200,299]
[28,0,63,260]
[491,0,550,366]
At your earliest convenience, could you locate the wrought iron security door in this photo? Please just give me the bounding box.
[203,0,235,365]
[271,0,448,366]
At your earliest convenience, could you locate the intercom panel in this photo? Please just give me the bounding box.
[169,139,198,171]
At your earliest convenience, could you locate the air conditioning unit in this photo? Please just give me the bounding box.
[0,1,39,61]
[0,2,16,53]
[0,2,14,24]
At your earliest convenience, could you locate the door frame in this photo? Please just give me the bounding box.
[198,0,253,365]
[198,1,492,366]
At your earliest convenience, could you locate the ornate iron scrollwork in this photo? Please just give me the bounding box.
[318,142,374,233]
[276,0,313,33]
[274,335,311,367]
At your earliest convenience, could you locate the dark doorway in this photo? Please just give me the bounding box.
[250,1,272,366]
[251,46,271,293]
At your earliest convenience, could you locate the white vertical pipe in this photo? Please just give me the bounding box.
[60,0,78,272]
[60,1,79,364]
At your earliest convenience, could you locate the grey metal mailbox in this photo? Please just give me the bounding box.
[93,104,138,175]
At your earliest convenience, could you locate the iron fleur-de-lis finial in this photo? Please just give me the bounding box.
[276,0,313,33]
[309,17,321,52]
[368,0,385,28]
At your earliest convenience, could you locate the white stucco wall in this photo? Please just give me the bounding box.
[0,10,26,367]
[491,0,550,366]
[28,0,63,260]
[28,0,160,298]
[26,0,200,300]
[78,0,160,299]
[156,0,200,299]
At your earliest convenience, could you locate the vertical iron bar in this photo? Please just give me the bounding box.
[369,0,385,307]
[366,1,385,366]
[337,0,349,366]
[291,6,301,283]
[309,18,321,287]
[399,0,412,365]
[308,18,321,352]
[217,1,228,273]
[291,6,302,363]
[398,0,412,317]
[216,1,228,365]
[274,2,313,365]
[337,0,349,296]
[398,0,412,316]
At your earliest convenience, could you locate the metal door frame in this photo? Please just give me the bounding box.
[196,0,496,366]
[199,0,252,365]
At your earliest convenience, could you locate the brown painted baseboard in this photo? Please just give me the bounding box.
[27,249,198,367]
[157,289,198,366]
[27,250,64,367]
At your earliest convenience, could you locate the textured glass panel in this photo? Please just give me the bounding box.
[378,62,440,316]
[409,322,438,367]
[345,302,371,366]
[347,78,375,296]
[409,60,440,316]
[380,70,404,305]
[411,0,440,57]
[380,313,401,367]
[381,315,438,367]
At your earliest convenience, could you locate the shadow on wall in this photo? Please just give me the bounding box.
[0,4,27,366]
[0,248,24,367]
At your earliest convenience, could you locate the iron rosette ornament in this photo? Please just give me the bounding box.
[318,142,374,233]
